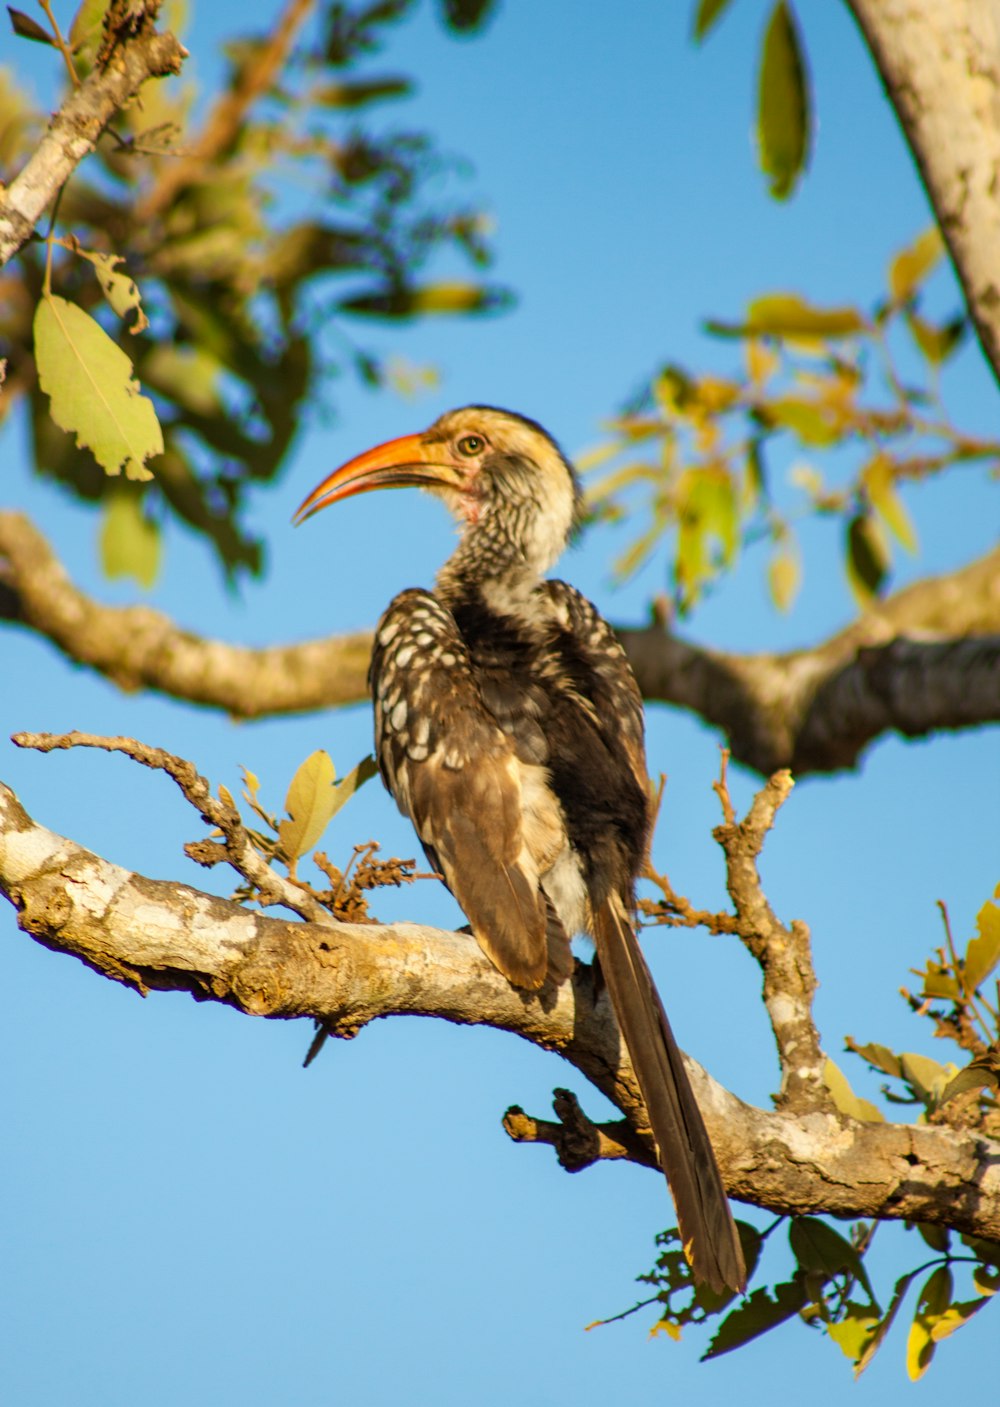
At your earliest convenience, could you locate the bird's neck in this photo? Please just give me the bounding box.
[435,505,565,616]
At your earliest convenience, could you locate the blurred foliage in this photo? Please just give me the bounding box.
[626,870,1000,1376]
[583,227,996,613]
[694,0,812,200]
[0,0,507,582]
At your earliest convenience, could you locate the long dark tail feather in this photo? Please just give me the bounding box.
[594,896,747,1295]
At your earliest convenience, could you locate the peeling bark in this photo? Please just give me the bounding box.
[2,778,998,1241]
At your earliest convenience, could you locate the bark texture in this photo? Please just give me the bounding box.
[2,777,998,1240]
[845,0,1000,388]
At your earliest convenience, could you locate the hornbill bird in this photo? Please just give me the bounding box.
[294,406,746,1294]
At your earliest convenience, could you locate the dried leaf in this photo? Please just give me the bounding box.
[7,7,55,45]
[77,251,149,334]
[34,295,163,481]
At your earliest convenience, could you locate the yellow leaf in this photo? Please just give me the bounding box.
[768,543,800,612]
[889,227,944,304]
[279,750,338,861]
[649,1319,681,1341]
[863,453,917,554]
[823,1057,884,1122]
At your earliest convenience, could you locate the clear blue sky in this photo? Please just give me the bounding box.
[3,2,997,1403]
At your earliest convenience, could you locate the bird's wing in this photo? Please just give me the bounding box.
[544,580,649,807]
[370,588,571,990]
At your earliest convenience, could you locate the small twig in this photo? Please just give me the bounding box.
[11,729,335,926]
[38,0,80,88]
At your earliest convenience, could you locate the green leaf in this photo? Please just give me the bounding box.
[845,512,889,604]
[941,1054,1000,1104]
[863,452,917,554]
[703,1279,806,1358]
[99,488,161,589]
[757,1,811,200]
[440,0,497,31]
[931,1295,993,1341]
[972,1265,1000,1295]
[69,0,107,62]
[693,0,736,42]
[279,750,339,862]
[789,1217,871,1291]
[823,1057,884,1122]
[311,77,411,109]
[961,1234,1000,1269]
[915,1222,951,1254]
[965,899,1000,992]
[7,7,56,45]
[765,396,838,446]
[33,294,163,481]
[889,227,945,304]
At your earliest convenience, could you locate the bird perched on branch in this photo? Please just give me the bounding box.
[294,405,746,1294]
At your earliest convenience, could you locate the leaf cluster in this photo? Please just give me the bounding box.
[0,0,507,582]
[583,229,989,613]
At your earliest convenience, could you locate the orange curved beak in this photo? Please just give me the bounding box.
[292,432,464,526]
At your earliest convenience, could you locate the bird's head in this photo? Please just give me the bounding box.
[293,406,581,577]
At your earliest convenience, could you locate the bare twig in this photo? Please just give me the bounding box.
[11,729,335,926]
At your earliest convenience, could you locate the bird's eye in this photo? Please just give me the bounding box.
[457,434,485,457]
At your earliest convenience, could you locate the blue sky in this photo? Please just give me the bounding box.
[3,2,997,1403]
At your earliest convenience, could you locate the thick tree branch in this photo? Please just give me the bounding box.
[1,778,999,1240]
[0,6,186,268]
[2,510,997,775]
[844,0,1000,390]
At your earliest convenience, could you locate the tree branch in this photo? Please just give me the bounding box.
[844,0,1000,390]
[0,5,186,268]
[2,510,996,775]
[1,777,999,1240]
